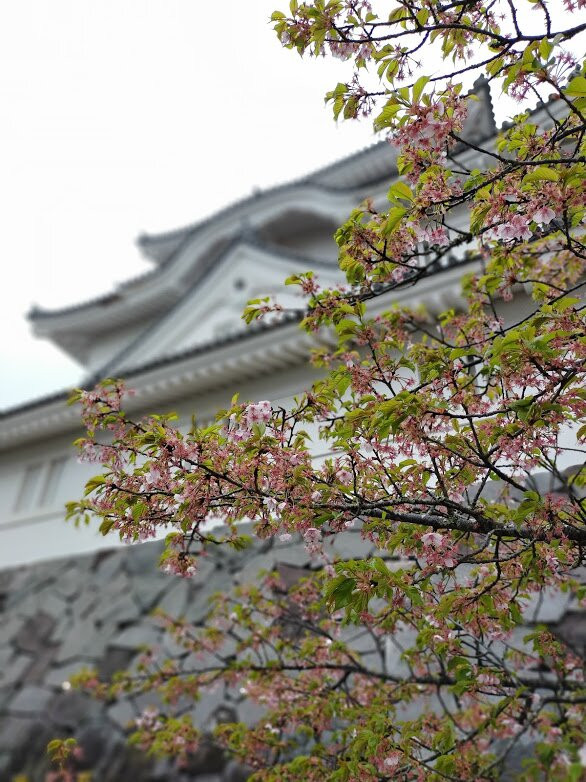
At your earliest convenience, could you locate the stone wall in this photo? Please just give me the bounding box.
[0,527,583,781]
[0,529,375,781]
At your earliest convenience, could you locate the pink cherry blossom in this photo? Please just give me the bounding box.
[384,752,401,767]
[531,206,556,225]
[498,214,532,242]
[421,531,444,547]
[414,222,450,247]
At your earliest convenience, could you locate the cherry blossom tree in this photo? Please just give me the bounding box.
[62,1,586,778]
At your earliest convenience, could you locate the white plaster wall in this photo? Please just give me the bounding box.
[0,430,117,567]
[2,280,581,569]
[0,363,324,568]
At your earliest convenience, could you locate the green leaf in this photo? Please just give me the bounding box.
[373,101,402,131]
[381,206,407,235]
[566,75,586,97]
[327,577,357,610]
[538,37,553,60]
[336,318,359,335]
[416,8,429,26]
[523,165,559,183]
[84,475,106,495]
[99,518,115,536]
[412,75,429,104]
[387,180,414,203]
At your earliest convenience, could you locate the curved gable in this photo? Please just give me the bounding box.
[105,239,342,375]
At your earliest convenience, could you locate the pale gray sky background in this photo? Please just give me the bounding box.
[0,1,556,408]
[1,0,381,408]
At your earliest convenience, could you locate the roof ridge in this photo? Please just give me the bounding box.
[7,255,476,420]
[0,313,304,419]
[137,178,350,252]
[93,235,334,379]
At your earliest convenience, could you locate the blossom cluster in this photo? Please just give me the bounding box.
[226,400,272,442]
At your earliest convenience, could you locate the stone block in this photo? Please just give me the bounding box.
[0,752,11,776]
[521,588,571,624]
[181,652,216,674]
[15,588,67,619]
[490,626,533,660]
[0,647,13,669]
[554,610,586,652]
[21,643,58,684]
[2,653,33,686]
[183,574,226,625]
[131,575,169,611]
[274,562,310,591]
[157,578,190,617]
[92,550,124,583]
[344,628,379,657]
[180,733,227,774]
[0,615,22,647]
[96,593,141,626]
[71,589,99,620]
[331,532,374,560]
[371,552,411,569]
[192,556,218,583]
[189,688,230,730]
[163,631,189,659]
[97,646,135,680]
[48,690,103,729]
[0,569,16,593]
[0,685,17,713]
[107,698,135,730]
[9,591,45,618]
[234,553,277,585]
[149,757,176,780]
[50,614,73,644]
[9,685,53,714]
[54,566,83,600]
[270,543,311,568]
[39,591,69,619]
[229,695,265,727]
[15,611,55,653]
[139,612,165,632]
[124,541,165,575]
[8,567,41,593]
[223,760,251,782]
[44,661,89,689]
[4,573,52,609]
[54,618,98,663]
[130,690,165,717]
[34,559,72,581]
[76,723,112,767]
[110,623,162,650]
[0,715,33,751]
[380,636,409,678]
[271,532,302,548]
[103,739,155,781]
[98,572,131,605]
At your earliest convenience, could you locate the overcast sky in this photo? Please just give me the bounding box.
[0,0,383,408]
[0,1,548,409]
